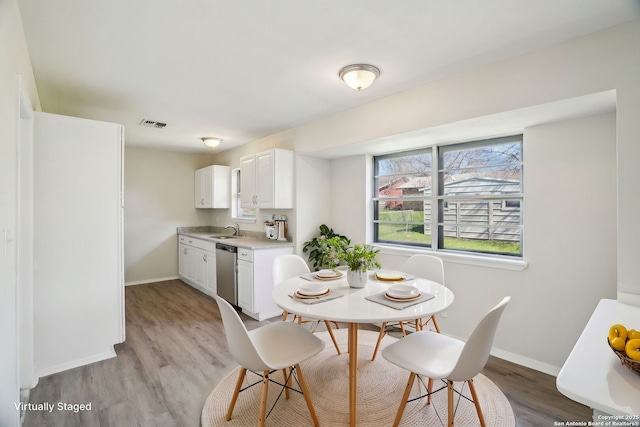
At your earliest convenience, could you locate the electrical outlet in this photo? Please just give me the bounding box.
[439,310,447,319]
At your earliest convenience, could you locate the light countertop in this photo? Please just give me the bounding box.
[177,227,294,250]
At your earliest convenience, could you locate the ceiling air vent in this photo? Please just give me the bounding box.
[139,119,167,129]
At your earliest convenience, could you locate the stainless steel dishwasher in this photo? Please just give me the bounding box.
[215,243,238,307]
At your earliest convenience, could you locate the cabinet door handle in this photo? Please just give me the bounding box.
[201,198,204,205]
[183,248,187,255]
[203,254,207,262]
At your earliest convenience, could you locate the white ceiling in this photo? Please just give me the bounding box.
[18,0,640,154]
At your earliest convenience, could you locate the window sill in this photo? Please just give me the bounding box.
[372,243,528,272]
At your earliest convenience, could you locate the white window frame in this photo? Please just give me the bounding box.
[231,168,256,223]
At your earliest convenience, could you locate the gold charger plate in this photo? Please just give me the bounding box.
[315,273,343,281]
[375,272,406,282]
[384,292,421,302]
[295,289,331,299]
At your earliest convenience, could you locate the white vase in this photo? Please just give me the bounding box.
[347,269,368,288]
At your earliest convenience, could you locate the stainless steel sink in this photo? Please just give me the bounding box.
[209,235,237,239]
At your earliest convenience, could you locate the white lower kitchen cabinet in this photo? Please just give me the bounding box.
[237,246,293,321]
[237,254,253,313]
[178,236,216,296]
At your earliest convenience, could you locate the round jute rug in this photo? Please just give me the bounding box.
[202,329,515,427]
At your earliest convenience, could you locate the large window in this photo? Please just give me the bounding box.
[373,135,523,257]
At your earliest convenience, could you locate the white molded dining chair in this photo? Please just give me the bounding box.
[371,254,445,361]
[213,294,325,427]
[381,296,511,427]
[272,254,341,354]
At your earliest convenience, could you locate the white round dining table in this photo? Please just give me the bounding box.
[272,271,454,427]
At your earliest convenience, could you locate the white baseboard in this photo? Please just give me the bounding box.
[36,348,117,378]
[490,347,560,377]
[125,276,179,286]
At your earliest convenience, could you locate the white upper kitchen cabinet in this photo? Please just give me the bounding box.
[240,148,294,209]
[195,165,230,208]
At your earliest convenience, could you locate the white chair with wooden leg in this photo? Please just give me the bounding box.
[213,295,325,427]
[371,254,445,361]
[403,254,446,332]
[272,254,341,355]
[381,296,510,427]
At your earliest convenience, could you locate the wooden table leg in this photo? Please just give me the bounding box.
[348,322,358,427]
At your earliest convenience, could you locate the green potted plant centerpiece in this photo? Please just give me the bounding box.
[340,244,381,288]
[302,224,350,271]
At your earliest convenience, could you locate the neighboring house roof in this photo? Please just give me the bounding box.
[378,176,410,191]
[397,176,431,190]
[392,173,519,192]
[439,177,520,195]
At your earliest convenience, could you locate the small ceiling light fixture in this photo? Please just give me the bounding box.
[339,64,380,91]
[202,137,222,148]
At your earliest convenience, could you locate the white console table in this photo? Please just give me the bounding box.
[557,299,640,418]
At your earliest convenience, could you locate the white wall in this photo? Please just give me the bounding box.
[329,156,370,244]
[424,114,615,370]
[123,147,217,284]
[294,155,332,253]
[0,0,41,425]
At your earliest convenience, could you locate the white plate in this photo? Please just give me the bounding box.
[387,284,419,298]
[298,283,329,296]
[316,269,343,279]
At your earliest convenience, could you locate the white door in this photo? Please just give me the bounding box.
[255,150,274,207]
[194,248,207,287]
[195,167,213,208]
[194,168,204,208]
[240,154,256,207]
[178,244,190,278]
[204,251,216,293]
[201,167,212,207]
[237,259,254,312]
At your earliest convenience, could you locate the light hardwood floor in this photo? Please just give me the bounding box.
[23,279,590,426]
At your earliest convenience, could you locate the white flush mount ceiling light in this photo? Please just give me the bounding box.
[339,64,380,91]
[202,137,222,148]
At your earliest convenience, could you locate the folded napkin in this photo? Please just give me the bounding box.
[366,291,435,310]
[289,291,344,304]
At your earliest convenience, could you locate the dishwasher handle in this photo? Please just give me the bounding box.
[215,243,237,253]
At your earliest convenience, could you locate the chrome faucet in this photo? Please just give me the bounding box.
[224,223,240,236]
